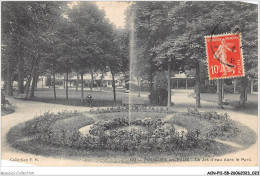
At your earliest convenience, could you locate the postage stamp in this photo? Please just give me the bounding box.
[205,33,244,80]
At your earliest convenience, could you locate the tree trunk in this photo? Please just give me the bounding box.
[195,64,201,108]
[35,73,39,90]
[49,75,51,89]
[30,58,39,98]
[53,72,56,100]
[239,76,247,107]
[80,72,84,103]
[76,73,79,91]
[167,62,171,108]
[111,70,116,105]
[6,59,13,96]
[17,57,24,94]
[41,76,43,88]
[25,59,36,97]
[251,79,254,94]
[100,71,104,91]
[66,71,69,100]
[63,76,66,89]
[217,79,219,93]
[218,79,223,109]
[222,81,224,99]
[149,66,153,94]
[233,79,236,94]
[30,73,37,97]
[90,68,94,91]
[25,75,32,96]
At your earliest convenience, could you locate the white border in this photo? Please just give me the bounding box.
[0,1,259,176]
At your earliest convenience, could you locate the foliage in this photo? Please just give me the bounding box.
[91,106,171,114]
[1,92,15,116]
[128,1,257,107]
[22,110,80,135]
[149,89,168,106]
[19,110,215,152]
[7,110,257,161]
[187,108,240,139]
[42,116,204,151]
[2,1,127,101]
[2,2,67,95]
[200,85,217,93]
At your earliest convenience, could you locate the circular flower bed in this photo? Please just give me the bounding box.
[28,113,212,152]
[7,109,256,161]
[84,117,205,151]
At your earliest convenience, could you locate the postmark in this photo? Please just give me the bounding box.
[205,33,244,80]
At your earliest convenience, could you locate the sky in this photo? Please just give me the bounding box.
[95,2,130,28]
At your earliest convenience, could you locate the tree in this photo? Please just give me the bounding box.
[128,1,257,109]
[102,26,128,104]
[66,2,112,101]
[1,2,67,98]
[129,2,186,107]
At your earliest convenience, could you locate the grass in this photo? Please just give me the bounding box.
[6,110,256,164]
[15,88,258,116]
[50,115,94,133]
[200,93,258,115]
[27,88,148,107]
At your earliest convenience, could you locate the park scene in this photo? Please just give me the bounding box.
[1,1,258,166]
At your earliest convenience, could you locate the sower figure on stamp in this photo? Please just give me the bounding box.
[86,93,93,108]
[214,39,236,75]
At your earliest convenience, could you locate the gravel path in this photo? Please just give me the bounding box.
[1,93,258,166]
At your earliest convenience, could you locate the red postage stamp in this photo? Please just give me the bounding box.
[205,33,244,80]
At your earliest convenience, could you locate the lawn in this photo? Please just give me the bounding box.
[200,93,258,115]
[50,115,94,133]
[27,88,148,107]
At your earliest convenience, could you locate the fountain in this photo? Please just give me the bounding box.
[128,9,136,129]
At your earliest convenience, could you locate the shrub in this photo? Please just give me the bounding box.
[22,110,80,135]
[186,108,240,139]
[149,88,168,106]
[76,117,202,151]
[1,92,15,116]
[18,110,230,153]
[200,84,217,93]
[26,113,204,152]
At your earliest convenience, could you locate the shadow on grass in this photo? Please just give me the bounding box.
[200,93,258,116]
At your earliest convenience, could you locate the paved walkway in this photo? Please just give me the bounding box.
[1,92,258,166]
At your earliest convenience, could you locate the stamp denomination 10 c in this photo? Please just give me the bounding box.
[205,33,244,80]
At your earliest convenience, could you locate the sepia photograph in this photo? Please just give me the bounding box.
[1,0,258,175]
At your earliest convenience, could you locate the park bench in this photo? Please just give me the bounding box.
[117,86,125,90]
[223,98,229,105]
[14,93,28,100]
[117,86,126,92]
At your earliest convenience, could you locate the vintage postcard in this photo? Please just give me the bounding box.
[1,1,258,175]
